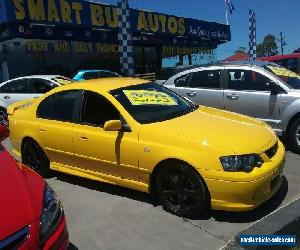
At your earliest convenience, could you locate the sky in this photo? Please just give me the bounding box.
[97,0,300,60]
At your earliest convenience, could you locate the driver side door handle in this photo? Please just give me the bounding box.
[226,93,239,100]
[186,91,197,97]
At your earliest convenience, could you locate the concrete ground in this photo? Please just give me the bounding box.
[3,140,300,250]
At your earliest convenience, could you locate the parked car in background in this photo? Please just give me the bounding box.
[162,61,300,153]
[258,53,300,74]
[0,125,69,249]
[8,78,285,218]
[73,70,121,81]
[0,75,73,125]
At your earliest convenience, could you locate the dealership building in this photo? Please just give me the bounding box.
[0,0,231,81]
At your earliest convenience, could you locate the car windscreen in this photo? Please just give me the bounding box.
[52,77,74,85]
[264,64,300,89]
[110,82,197,124]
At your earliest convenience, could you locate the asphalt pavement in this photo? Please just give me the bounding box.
[3,139,300,250]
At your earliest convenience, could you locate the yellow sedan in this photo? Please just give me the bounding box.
[8,78,285,217]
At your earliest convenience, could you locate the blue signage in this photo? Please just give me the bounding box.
[1,0,230,42]
[0,0,7,24]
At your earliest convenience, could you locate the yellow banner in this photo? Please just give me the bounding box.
[267,66,300,79]
[123,90,178,106]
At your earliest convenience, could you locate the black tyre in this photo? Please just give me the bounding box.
[22,139,50,177]
[0,107,8,126]
[288,117,300,154]
[156,162,209,218]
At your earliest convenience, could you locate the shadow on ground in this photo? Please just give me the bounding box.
[68,242,79,250]
[53,172,151,205]
[51,171,288,224]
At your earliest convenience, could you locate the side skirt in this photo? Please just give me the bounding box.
[50,162,149,193]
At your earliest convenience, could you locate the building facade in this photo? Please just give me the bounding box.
[0,0,231,81]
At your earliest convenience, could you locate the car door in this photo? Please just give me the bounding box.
[223,67,282,127]
[29,78,58,98]
[73,90,139,181]
[36,90,82,167]
[0,78,31,106]
[165,68,224,109]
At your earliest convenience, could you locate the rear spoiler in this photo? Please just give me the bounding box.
[7,98,36,115]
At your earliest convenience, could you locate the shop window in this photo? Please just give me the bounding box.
[37,90,81,122]
[81,91,120,127]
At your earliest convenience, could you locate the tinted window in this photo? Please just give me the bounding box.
[29,79,56,94]
[37,90,81,122]
[83,72,98,80]
[174,74,190,87]
[97,72,118,78]
[0,79,30,93]
[81,91,120,127]
[189,70,221,89]
[227,70,270,91]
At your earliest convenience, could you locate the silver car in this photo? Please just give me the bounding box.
[162,61,300,153]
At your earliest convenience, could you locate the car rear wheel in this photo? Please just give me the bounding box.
[156,163,209,218]
[288,117,300,154]
[22,140,50,177]
[0,107,8,126]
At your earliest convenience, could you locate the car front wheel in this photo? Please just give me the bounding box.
[288,117,300,154]
[156,162,209,218]
[22,139,50,177]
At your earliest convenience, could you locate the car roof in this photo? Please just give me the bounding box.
[76,70,117,74]
[218,60,276,67]
[7,75,68,81]
[57,77,150,92]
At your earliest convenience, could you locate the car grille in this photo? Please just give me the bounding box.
[265,141,278,159]
[0,226,29,249]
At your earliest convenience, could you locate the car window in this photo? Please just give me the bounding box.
[37,90,81,122]
[29,79,56,94]
[97,72,118,78]
[174,74,190,87]
[81,91,120,127]
[227,69,270,91]
[188,70,221,89]
[0,79,30,93]
[83,72,99,80]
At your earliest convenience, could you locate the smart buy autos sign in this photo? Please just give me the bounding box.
[4,0,230,41]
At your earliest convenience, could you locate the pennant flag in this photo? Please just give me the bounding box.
[249,9,257,60]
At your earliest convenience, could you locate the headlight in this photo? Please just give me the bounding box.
[220,154,263,172]
[40,182,62,246]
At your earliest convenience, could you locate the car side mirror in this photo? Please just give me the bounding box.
[103,120,122,131]
[0,125,9,141]
[266,82,282,95]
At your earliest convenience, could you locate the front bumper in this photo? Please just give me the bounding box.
[204,141,286,212]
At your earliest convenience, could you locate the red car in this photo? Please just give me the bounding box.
[0,125,69,249]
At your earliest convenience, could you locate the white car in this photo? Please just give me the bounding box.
[0,75,73,125]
